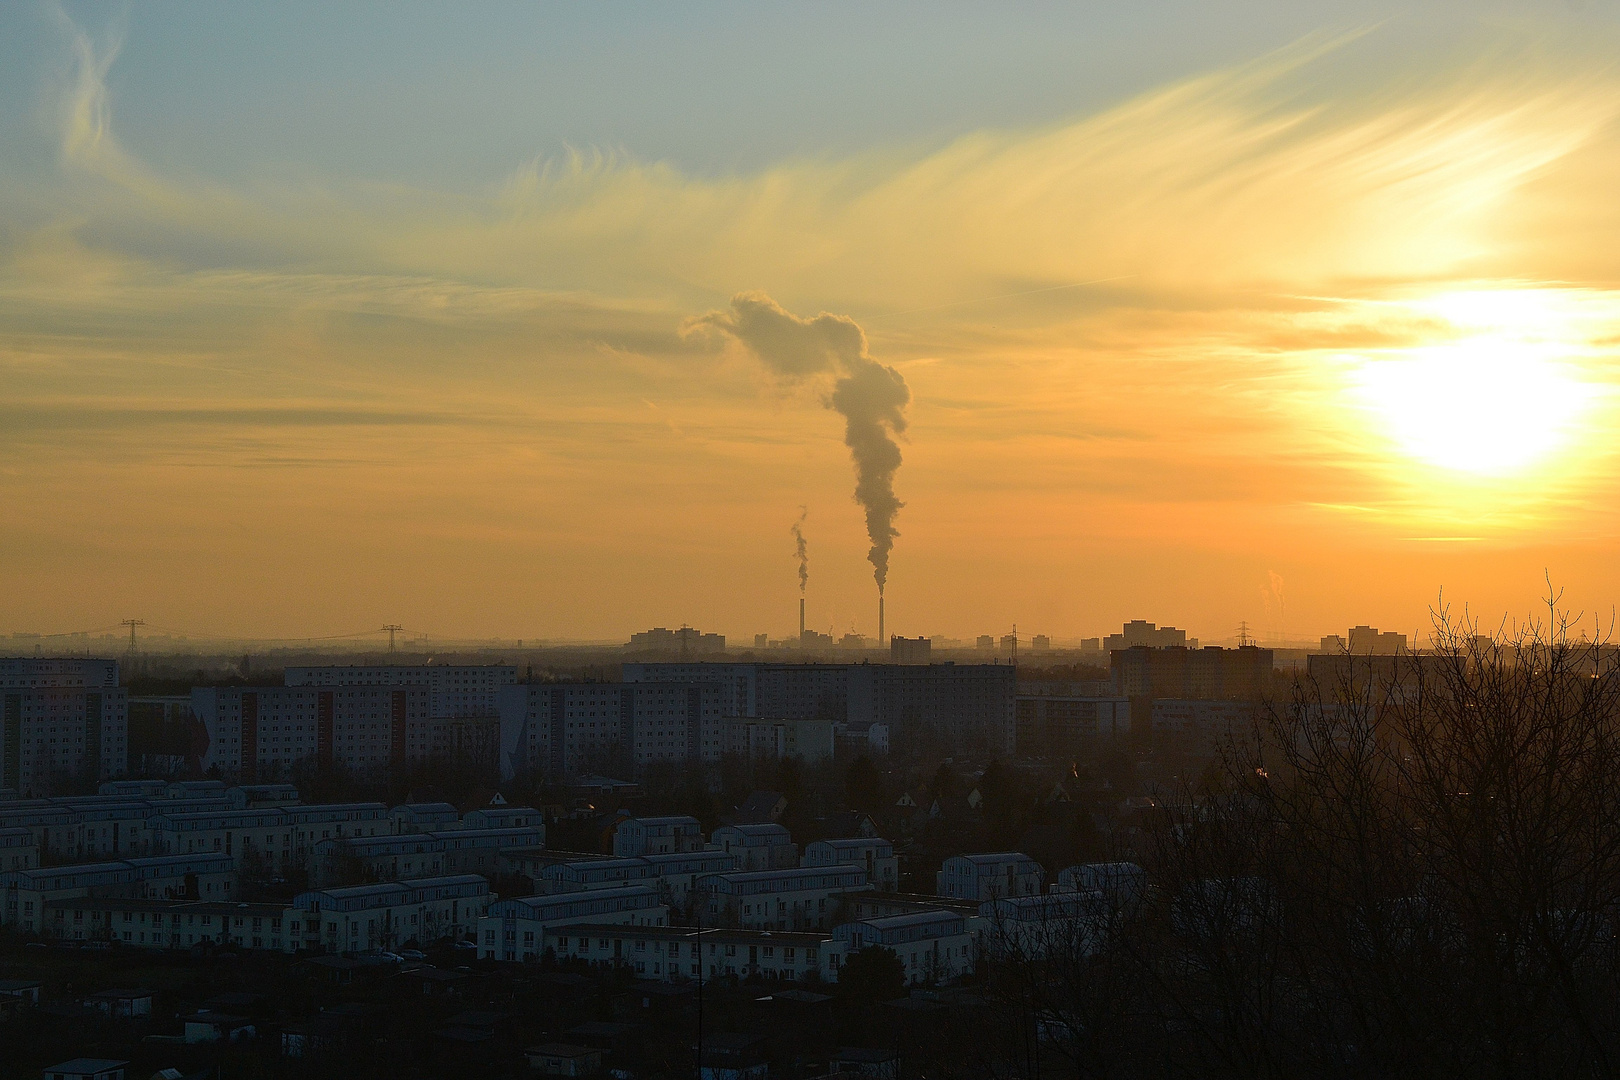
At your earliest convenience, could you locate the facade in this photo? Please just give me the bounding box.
[542,923,831,983]
[613,815,704,857]
[437,826,544,875]
[0,794,235,862]
[1150,699,1258,748]
[832,910,975,984]
[42,896,302,953]
[294,874,491,953]
[712,824,799,871]
[1110,646,1273,701]
[313,834,447,886]
[193,686,432,780]
[497,683,733,780]
[0,827,40,871]
[977,893,1105,960]
[1,854,236,933]
[1054,862,1146,906]
[936,853,1044,901]
[846,664,1017,755]
[723,718,835,763]
[889,637,932,665]
[803,838,899,892]
[700,866,871,930]
[479,885,669,962]
[621,663,757,717]
[1014,695,1131,754]
[1,658,128,795]
[391,802,461,833]
[283,665,518,718]
[148,802,390,872]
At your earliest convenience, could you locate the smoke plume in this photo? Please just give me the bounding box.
[791,507,809,592]
[690,292,909,594]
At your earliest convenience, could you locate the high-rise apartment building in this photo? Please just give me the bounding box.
[0,658,128,795]
[496,682,734,779]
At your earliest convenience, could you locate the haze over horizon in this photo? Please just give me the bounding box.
[6,2,1620,646]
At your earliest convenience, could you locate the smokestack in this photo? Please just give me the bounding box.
[879,596,885,648]
[800,597,805,637]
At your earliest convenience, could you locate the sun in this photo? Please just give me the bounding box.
[1349,292,1596,477]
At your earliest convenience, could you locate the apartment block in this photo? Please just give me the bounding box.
[479,885,669,962]
[1,658,128,795]
[294,874,491,953]
[802,838,899,892]
[496,683,733,779]
[936,853,1044,901]
[699,866,872,931]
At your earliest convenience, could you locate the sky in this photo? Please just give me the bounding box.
[4,1,1620,646]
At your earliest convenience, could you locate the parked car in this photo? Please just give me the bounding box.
[400,950,426,961]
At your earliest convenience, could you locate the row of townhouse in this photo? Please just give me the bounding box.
[480,885,670,962]
[311,826,544,886]
[610,816,899,891]
[702,866,872,931]
[0,853,236,934]
[546,924,831,982]
[487,909,975,987]
[532,850,739,906]
[148,802,393,873]
[36,872,497,954]
[936,852,1045,900]
[42,897,303,953]
[0,782,305,863]
[1,659,128,795]
[294,874,491,953]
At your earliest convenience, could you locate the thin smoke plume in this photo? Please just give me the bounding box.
[791,508,809,593]
[690,293,909,594]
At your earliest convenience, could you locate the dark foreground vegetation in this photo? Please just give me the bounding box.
[993,607,1620,1079]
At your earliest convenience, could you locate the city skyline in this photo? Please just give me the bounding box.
[6,4,1620,644]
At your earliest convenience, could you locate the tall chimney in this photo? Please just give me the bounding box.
[799,597,805,637]
[878,596,885,648]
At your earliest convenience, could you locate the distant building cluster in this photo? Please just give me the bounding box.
[624,626,725,654]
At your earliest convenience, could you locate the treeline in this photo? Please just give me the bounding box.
[987,610,1620,1079]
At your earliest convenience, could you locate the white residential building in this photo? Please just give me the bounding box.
[294,874,491,953]
[614,815,703,857]
[803,838,899,892]
[1,853,236,934]
[978,893,1107,960]
[390,802,461,833]
[699,866,871,931]
[542,923,831,983]
[831,910,975,985]
[479,885,669,962]
[936,853,1044,900]
[712,824,798,871]
[42,896,302,953]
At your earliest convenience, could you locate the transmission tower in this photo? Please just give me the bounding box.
[120,618,146,657]
[1236,621,1254,647]
[382,624,405,653]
